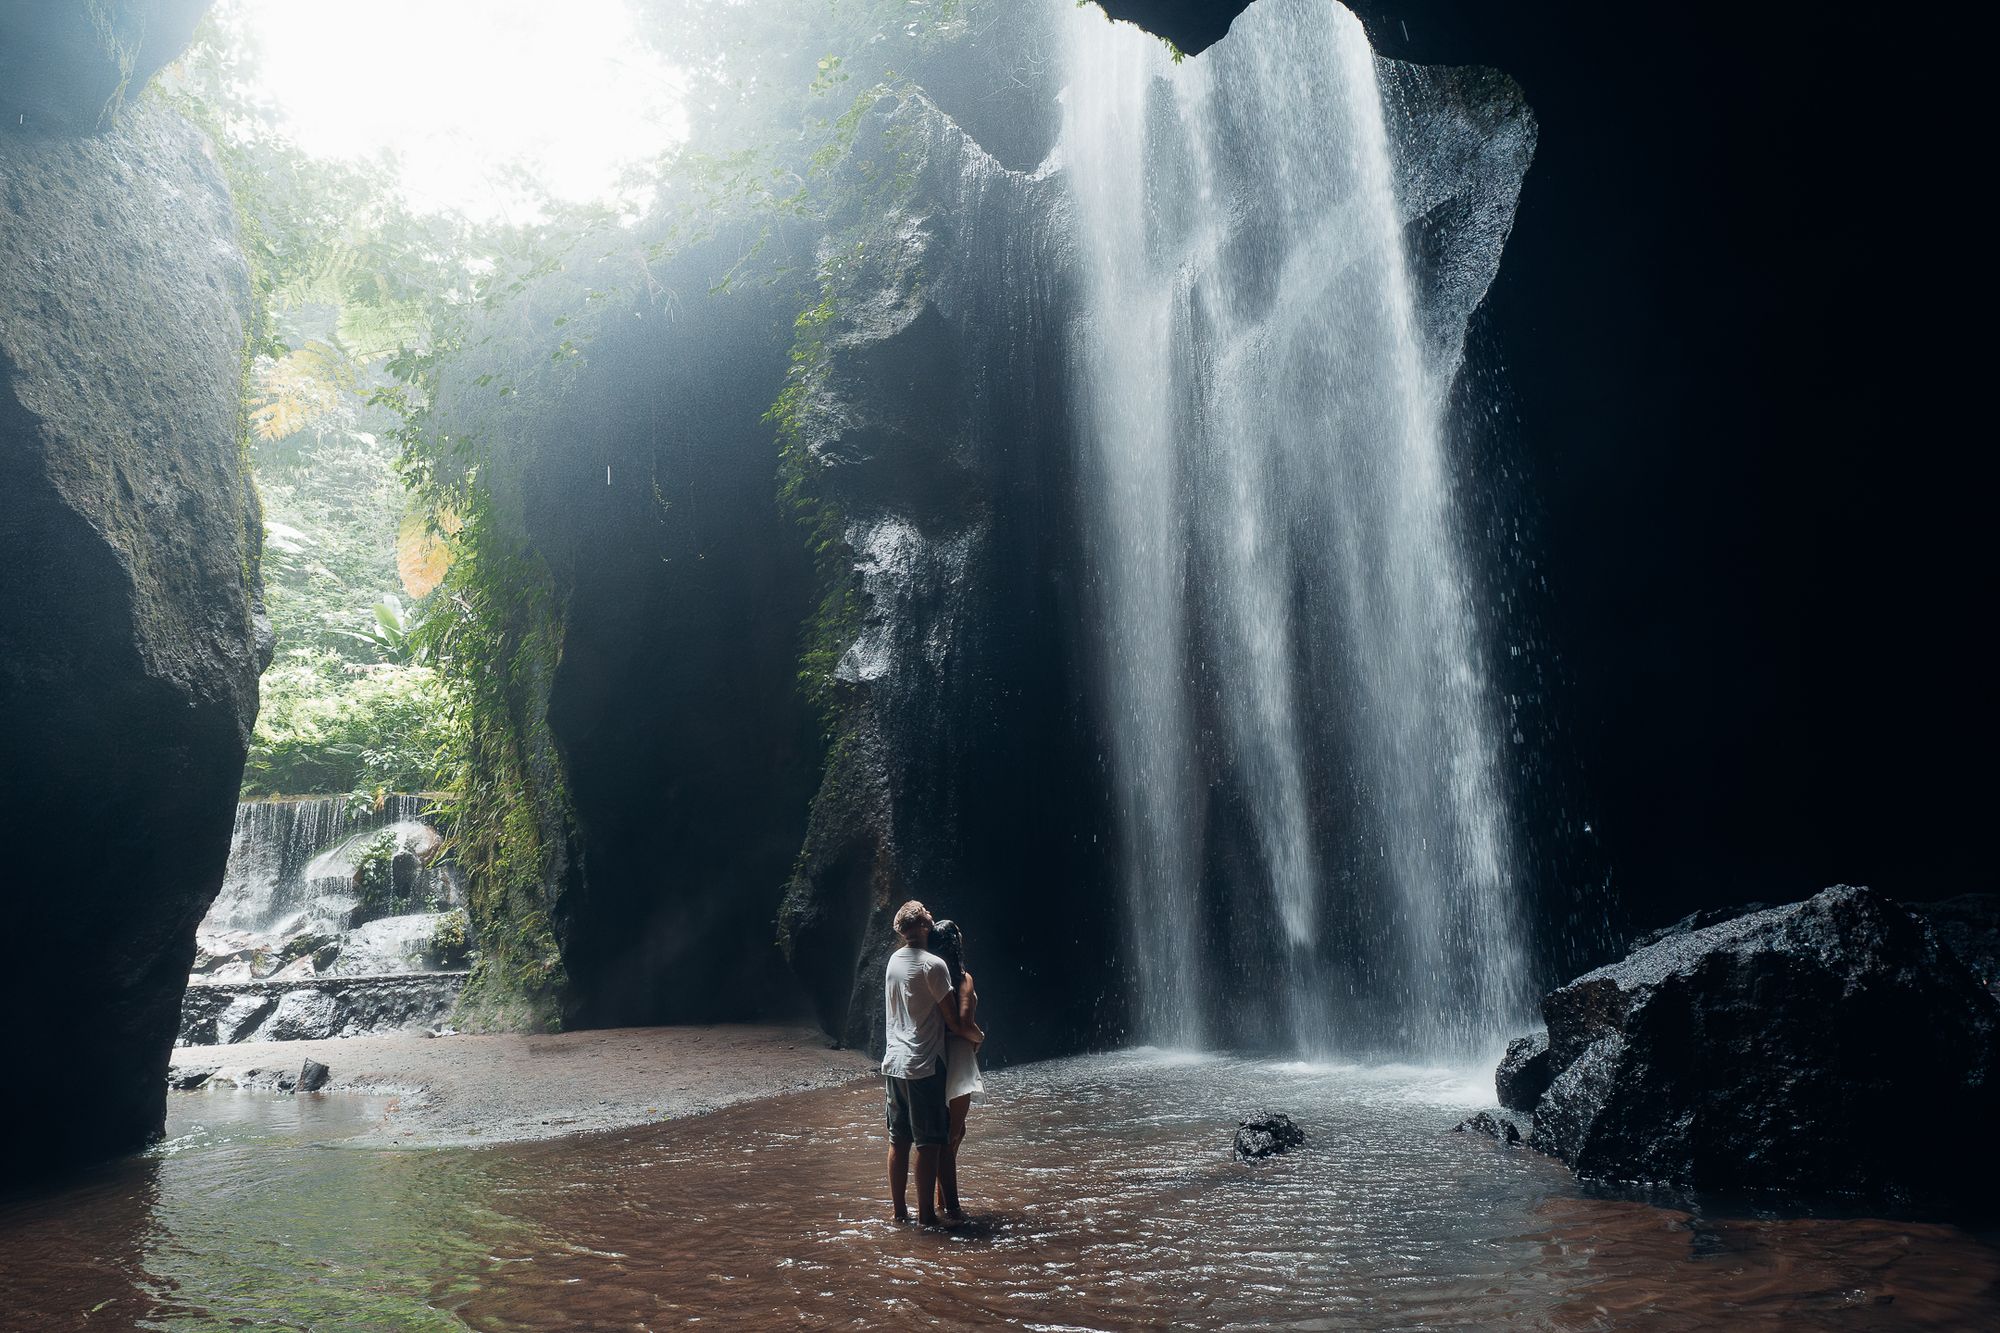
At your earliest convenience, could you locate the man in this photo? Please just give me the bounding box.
[881,899,971,1226]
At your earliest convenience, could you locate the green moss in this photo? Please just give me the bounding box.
[768,295,863,731]
[425,908,469,969]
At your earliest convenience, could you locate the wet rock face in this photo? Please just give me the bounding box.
[468,12,1534,1061]
[1494,1030,1552,1112]
[1,79,259,1181]
[1510,886,2000,1206]
[0,1,212,133]
[773,91,1123,1061]
[1453,1111,1522,1144]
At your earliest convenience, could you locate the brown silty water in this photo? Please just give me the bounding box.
[3,1052,1996,1330]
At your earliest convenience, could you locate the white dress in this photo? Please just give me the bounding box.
[945,1032,983,1102]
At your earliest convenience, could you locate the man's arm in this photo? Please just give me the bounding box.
[931,959,977,1038]
[936,991,975,1038]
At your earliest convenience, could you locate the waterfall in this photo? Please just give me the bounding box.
[206,795,425,934]
[196,794,462,978]
[1061,0,1527,1057]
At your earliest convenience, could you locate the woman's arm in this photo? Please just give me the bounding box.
[958,972,985,1046]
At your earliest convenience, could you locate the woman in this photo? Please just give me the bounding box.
[927,918,983,1221]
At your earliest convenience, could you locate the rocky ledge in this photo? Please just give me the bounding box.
[1496,885,2000,1208]
[179,974,468,1046]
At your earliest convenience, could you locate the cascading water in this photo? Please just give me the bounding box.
[1062,0,1527,1058]
[182,796,468,1046]
[205,796,466,967]
[205,795,431,938]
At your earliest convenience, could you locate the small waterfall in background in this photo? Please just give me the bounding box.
[1062,0,1526,1059]
[181,796,468,1045]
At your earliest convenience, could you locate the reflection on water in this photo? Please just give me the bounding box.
[2,1053,1996,1330]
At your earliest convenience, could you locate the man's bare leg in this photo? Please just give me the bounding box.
[888,1139,913,1222]
[914,1144,943,1226]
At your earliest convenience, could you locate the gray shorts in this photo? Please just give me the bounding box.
[884,1068,949,1146]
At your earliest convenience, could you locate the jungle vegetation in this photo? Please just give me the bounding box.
[172,0,977,1027]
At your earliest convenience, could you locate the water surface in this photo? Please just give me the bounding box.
[3,1052,1995,1329]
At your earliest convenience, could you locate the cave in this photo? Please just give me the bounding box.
[1,0,1991,1324]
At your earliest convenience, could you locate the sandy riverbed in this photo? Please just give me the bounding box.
[167,1024,875,1148]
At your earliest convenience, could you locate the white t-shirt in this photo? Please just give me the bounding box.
[881,945,952,1079]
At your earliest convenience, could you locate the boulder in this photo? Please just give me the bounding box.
[168,1066,216,1092]
[1513,885,2000,1205]
[2,31,259,1183]
[1494,1030,1553,1112]
[295,1059,331,1093]
[1234,1112,1307,1159]
[268,955,318,982]
[211,993,278,1045]
[1629,903,1773,952]
[1453,1111,1523,1144]
[257,990,342,1043]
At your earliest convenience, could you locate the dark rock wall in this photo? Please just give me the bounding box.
[524,267,826,1028]
[0,63,258,1176]
[0,1,211,133]
[774,94,1123,1062]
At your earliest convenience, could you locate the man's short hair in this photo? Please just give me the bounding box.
[892,900,932,939]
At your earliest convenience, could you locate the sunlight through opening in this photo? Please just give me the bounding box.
[226,0,687,220]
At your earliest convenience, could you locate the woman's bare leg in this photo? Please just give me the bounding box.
[938,1095,972,1217]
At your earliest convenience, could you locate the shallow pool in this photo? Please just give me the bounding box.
[3,1051,1995,1329]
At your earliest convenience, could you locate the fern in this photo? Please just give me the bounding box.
[269,246,360,310]
[338,299,427,363]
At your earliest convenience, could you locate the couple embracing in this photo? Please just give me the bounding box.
[881,899,984,1226]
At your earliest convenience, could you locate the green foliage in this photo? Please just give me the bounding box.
[176,0,979,1030]
[170,18,472,803]
[351,830,401,920]
[244,649,453,798]
[426,909,470,969]
[338,594,418,663]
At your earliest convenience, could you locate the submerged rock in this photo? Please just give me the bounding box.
[1453,1111,1523,1144]
[1510,885,2000,1205]
[1494,1031,1553,1112]
[1234,1112,1307,1159]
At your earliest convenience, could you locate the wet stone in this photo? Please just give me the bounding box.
[1453,1111,1523,1144]
[1495,1030,1553,1112]
[1234,1112,1306,1159]
[296,1059,331,1094]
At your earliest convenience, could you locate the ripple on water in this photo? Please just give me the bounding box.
[1,1055,1997,1330]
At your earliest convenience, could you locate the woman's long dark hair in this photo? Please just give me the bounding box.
[930,918,967,990]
